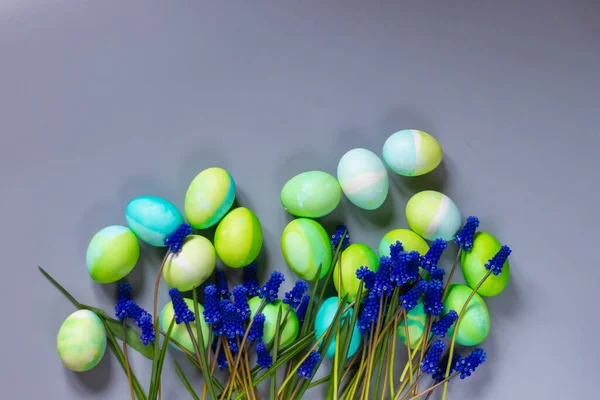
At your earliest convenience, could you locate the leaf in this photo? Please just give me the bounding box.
[174,360,200,400]
[38,266,81,309]
[100,314,155,360]
[149,317,176,400]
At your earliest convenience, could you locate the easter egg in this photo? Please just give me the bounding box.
[280,171,342,218]
[337,148,389,210]
[163,235,216,291]
[333,244,379,301]
[378,229,430,258]
[160,299,209,353]
[86,225,140,283]
[56,310,107,372]
[281,218,332,280]
[396,301,426,348]
[248,297,299,348]
[314,297,362,359]
[443,284,490,346]
[461,232,511,297]
[125,196,184,247]
[382,129,443,176]
[184,167,236,229]
[405,191,462,241]
[214,207,262,268]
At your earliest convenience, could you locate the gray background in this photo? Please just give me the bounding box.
[1,0,598,399]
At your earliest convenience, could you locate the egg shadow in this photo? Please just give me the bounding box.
[75,201,122,263]
[394,158,449,198]
[349,183,397,230]
[64,348,113,394]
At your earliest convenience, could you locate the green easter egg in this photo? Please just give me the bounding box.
[214,207,263,268]
[443,284,490,346]
[405,191,462,241]
[57,310,107,372]
[280,171,342,218]
[160,299,209,353]
[396,301,426,348]
[163,235,216,292]
[378,229,430,257]
[185,167,236,229]
[333,243,379,301]
[86,225,140,283]
[383,129,443,177]
[461,232,510,297]
[248,296,299,348]
[281,218,332,280]
[314,297,362,359]
[337,148,389,210]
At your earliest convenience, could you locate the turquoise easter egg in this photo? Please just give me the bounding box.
[185,167,236,229]
[57,310,107,372]
[280,171,342,218]
[443,284,490,346]
[160,298,209,353]
[333,244,379,301]
[248,297,299,348]
[86,225,140,283]
[396,301,426,348]
[383,129,443,176]
[337,148,389,210]
[314,297,362,359]
[461,232,510,296]
[163,235,216,291]
[405,191,462,241]
[378,229,430,257]
[125,196,184,247]
[214,207,263,268]
[281,218,332,280]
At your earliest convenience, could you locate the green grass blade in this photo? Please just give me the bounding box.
[299,263,322,338]
[174,360,200,400]
[270,307,283,400]
[149,317,176,400]
[38,266,82,308]
[250,330,316,377]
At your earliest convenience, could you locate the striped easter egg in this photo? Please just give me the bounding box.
[405,191,462,241]
[214,207,262,268]
[337,148,389,210]
[383,129,443,176]
[185,167,236,229]
[86,225,140,283]
[281,218,332,280]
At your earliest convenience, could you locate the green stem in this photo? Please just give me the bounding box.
[408,373,459,400]
[122,319,135,400]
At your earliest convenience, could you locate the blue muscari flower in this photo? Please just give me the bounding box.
[389,241,403,260]
[297,350,321,379]
[433,353,461,382]
[243,263,260,297]
[390,251,421,286]
[256,342,272,369]
[400,280,428,311]
[259,271,285,303]
[227,337,239,354]
[331,225,350,251]
[164,223,192,253]
[424,279,444,316]
[356,266,375,290]
[138,313,155,345]
[124,300,144,320]
[216,271,231,299]
[430,267,445,281]
[215,341,229,370]
[203,284,222,326]
[373,257,393,296]
[455,348,487,379]
[232,285,251,321]
[454,216,480,251]
[358,292,380,334]
[485,245,512,276]
[248,312,265,342]
[283,280,308,309]
[421,340,445,374]
[431,310,458,337]
[296,295,310,323]
[218,300,244,338]
[115,283,132,319]
[169,288,195,324]
[420,238,447,272]
[119,298,155,345]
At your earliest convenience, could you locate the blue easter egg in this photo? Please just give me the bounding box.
[337,148,389,210]
[125,196,184,246]
[314,297,362,359]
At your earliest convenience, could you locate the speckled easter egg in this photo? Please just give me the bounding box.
[337,148,389,210]
[396,301,427,348]
[214,207,262,268]
[383,129,443,176]
[378,229,430,258]
[56,310,107,372]
[444,284,490,346]
[314,297,362,359]
[461,232,511,297]
[405,191,462,241]
[280,171,342,218]
[86,225,140,283]
[248,297,299,348]
[163,235,216,291]
[333,244,379,301]
[281,218,332,280]
[160,299,209,353]
[184,167,236,229]
[125,196,184,247]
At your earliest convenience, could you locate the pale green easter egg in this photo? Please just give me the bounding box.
[281,218,332,281]
[214,207,263,268]
[57,310,107,372]
[405,190,462,241]
[248,296,299,348]
[314,297,362,359]
[333,244,379,301]
[86,225,140,283]
[280,171,342,218]
[378,229,430,258]
[443,284,490,346]
[125,196,184,247]
[461,232,510,297]
[160,299,209,353]
[396,301,426,348]
[163,235,216,292]
[185,167,236,229]
[337,148,389,210]
[383,129,443,176]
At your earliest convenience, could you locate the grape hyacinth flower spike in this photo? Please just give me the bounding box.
[247,312,265,342]
[485,245,512,275]
[331,224,350,251]
[421,340,445,374]
[232,285,251,321]
[455,348,487,379]
[169,288,195,324]
[454,216,480,251]
[164,223,192,253]
[421,238,447,272]
[283,279,308,309]
[216,270,231,299]
[256,342,272,369]
[297,351,321,379]
[115,283,132,319]
[424,279,444,316]
[259,271,285,303]
[431,310,458,338]
[296,295,310,323]
[115,283,155,345]
[203,284,222,327]
[400,280,428,311]
[358,292,380,333]
[243,262,260,297]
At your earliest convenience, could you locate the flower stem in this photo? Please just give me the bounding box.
[333,250,343,400]
[122,319,135,400]
[380,335,393,400]
[442,249,462,301]
[408,373,459,400]
[415,316,432,393]
[389,315,400,398]
[403,312,414,391]
[202,337,221,399]
[398,374,425,400]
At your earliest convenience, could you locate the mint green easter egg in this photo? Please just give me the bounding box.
[160,299,209,353]
[214,207,262,268]
[443,284,490,346]
[461,232,510,297]
[185,167,236,229]
[333,243,379,301]
[405,191,462,241]
[378,229,430,257]
[280,171,342,218]
[248,296,299,348]
[396,301,427,348]
[337,148,389,210]
[57,310,107,372]
[86,225,140,283]
[314,297,362,359]
[125,196,183,247]
[163,235,216,292]
[281,218,332,281]
[383,129,443,176]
